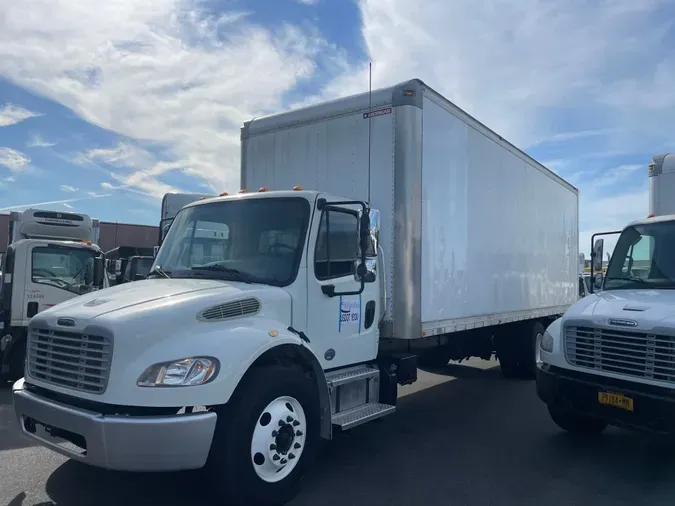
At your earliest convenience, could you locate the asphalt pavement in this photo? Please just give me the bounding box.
[2,359,675,506]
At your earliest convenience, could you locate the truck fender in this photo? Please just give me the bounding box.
[223,327,332,441]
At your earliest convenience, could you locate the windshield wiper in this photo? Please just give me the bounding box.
[191,265,252,284]
[607,276,651,285]
[147,266,171,279]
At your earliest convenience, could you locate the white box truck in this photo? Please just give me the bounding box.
[537,153,675,436]
[12,79,578,506]
[1,209,106,381]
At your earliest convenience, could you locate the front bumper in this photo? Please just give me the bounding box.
[12,378,218,471]
[537,363,675,435]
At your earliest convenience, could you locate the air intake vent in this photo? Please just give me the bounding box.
[198,298,261,322]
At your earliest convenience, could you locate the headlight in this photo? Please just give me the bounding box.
[540,330,554,353]
[137,357,219,387]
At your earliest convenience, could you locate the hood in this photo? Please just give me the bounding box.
[38,278,257,320]
[565,289,675,330]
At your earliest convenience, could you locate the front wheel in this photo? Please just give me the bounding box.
[207,366,320,506]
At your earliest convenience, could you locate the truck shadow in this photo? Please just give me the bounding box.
[24,364,675,506]
[0,384,42,452]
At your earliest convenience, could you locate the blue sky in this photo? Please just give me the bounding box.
[1,0,675,254]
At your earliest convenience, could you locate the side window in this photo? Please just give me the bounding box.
[625,235,654,278]
[314,210,359,280]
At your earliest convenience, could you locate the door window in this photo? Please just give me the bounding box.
[314,210,359,280]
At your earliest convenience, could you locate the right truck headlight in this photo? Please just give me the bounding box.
[137,357,219,387]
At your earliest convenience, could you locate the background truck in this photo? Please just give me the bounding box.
[0,209,106,380]
[158,192,215,245]
[12,78,577,506]
[105,246,155,286]
[537,153,675,435]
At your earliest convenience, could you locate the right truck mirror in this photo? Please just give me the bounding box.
[592,238,604,273]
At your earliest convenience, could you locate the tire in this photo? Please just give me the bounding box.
[207,365,320,506]
[520,321,546,380]
[548,403,607,435]
[7,340,26,382]
[417,347,453,369]
[496,320,545,380]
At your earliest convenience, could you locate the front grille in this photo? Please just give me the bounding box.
[27,328,113,394]
[565,325,675,383]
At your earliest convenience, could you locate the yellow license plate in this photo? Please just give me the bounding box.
[598,391,634,412]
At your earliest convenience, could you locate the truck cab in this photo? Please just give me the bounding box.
[537,154,675,435]
[0,209,106,380]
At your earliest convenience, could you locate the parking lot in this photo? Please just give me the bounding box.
[2,359,675,506]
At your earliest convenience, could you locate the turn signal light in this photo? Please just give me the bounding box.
[293,186,303,191]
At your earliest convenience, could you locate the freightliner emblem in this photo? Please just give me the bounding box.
[608,318,638,328]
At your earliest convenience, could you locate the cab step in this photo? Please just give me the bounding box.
[325,364,378,387]
[331,402,396,430]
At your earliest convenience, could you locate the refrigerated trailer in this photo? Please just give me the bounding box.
[13,79,577,506]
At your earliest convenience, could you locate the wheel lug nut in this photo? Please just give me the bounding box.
[280,458,287,465]
[294,443,301,449]
[292,420,300,426]
[286,416,293,422]
[278,420,284,427]
[296,430,303,436]
[289,453,295,460]
[270,444,276,450]
[272,430,278,437]
[273,454,280,461]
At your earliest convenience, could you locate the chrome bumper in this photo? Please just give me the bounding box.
[12,378,218,471]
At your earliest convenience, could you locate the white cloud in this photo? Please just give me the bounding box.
[296,0,319,4]
[27,134,57,148]
[62,202,74,209]
[0,104,42,127]
[0,0,337,197]
[60,184,78,192]
[0,147,30,172]
[0,193,110,212]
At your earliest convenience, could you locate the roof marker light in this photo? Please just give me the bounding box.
[219,192,229,197]
[258,187,269,192]
[238,189,248,194]
[293,185,303,191]
[648,213,656,218]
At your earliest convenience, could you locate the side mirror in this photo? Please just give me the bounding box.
[592,239,604,272]
[93,257,105,287]
[153,245,159,258]
[368,209,380,256]
[355,209,376,283]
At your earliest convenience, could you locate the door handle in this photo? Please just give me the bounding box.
[321,285,336,297]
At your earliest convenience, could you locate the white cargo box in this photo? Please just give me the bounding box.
[241,78,579,339]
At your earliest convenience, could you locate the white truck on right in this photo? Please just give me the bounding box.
[537,153,675,435]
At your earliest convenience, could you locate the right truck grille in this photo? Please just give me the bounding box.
[27,328,113,394]
[565,325,675,382]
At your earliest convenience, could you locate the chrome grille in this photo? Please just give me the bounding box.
[27,328,112,394]
[565,325,675,382]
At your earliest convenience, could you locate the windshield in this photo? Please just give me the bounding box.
[31,246,99,295]
[152,197,310,286]
[604,221,675,290]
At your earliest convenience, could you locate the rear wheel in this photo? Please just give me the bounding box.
[548,403,607,435]
[496,320,545,380]
[207,366,320,506]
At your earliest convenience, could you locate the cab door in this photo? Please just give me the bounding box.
[305,199,380,370]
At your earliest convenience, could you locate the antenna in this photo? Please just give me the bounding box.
[367,61,372,202]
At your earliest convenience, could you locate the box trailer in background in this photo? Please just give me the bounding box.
[649,153,675,216]
[242,78,579,376]
[13,79,577,506]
